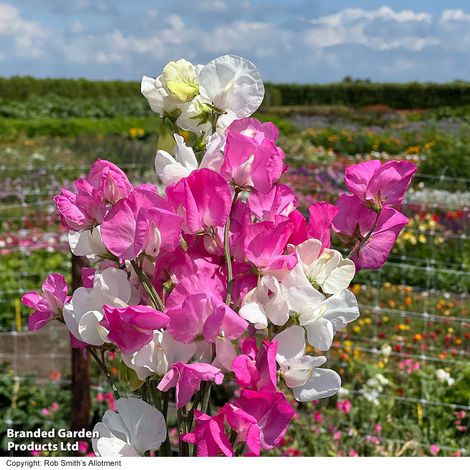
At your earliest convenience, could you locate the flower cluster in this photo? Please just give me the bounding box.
[22,55,416,457]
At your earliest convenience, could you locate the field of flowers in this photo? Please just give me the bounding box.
[0,95,469,457]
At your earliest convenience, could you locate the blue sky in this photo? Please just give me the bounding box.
[1,0,469,83]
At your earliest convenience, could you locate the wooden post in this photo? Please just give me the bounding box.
[70,254,91,434]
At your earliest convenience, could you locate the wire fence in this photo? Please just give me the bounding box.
[0,160,469,455]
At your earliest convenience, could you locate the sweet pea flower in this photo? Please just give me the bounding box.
[287,209,308,245]
[244,220,297,278]
[101,187,182,260]
[247,184,296,222]
[198,55,264,121]
[100,305,169,354]
[233,389,294,450]
[68,226,108,259]
[332,194,409,270]
[141,74,180,116]
[157,362,224,408]
[274,325,341,401]
[122,330,196,379]
[22,273,69,331]
[161,59,199,103]
[221,118,285,193]
[155,134,198,186]
[239,275,289,329]
[232,340,278,393]
[166,291,247,344]
[54,178,106,232]
[166,169,232,234]
[344,159,417,209]
[283,238,355,295]
[87,159,132,205]
[92,397,166,457]
[307,202,339,249]
[287,288,360,351]
[182,411,233,457]
[63,268,137,346]
[200,132,226,173]
[224,404,261,456]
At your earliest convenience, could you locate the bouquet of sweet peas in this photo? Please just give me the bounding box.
[23,55,416,457]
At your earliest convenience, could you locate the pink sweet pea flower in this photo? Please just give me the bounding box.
[152,246,198,298]
[167,168,232,234]
[101,305,169,354]
[224,404,261,456]
[166,292,247,344]
[344,160,417,209]
[247,184,296,222]
[87,159,133,204]
[244,220,297,278]
[55,178,106,231]
[286,209,308,246]
[307,202,339,249]
[101,187,181,260]
[182,411,233,457]
[157,362,224,408]
[22,273,69,331]
[165,273,247,344]
[233,389,295,450]
[333,194,408,270]
[232,340,278,393]
[221,118,285,193]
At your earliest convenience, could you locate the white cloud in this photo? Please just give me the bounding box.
[0,3,48,58]
[305,7,436,52]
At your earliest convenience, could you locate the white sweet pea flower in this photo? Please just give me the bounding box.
[141,75,179,116]
[200,132,226,173]
[161,59,199,103]
[155,134,198,186]
[286,286,359,351]
[63,268,136,346]
[92,397,166,457]
[68,226,107,259]
[198,55,264,121]
[284,238,355,295]
[239,275,289,329]
[122,330,196,380]
[274,325,341,402]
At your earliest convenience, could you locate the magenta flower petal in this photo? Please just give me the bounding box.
[233,389,295,450]
[102,305,169,354]
[182,411,234,457]
[167,168,232,234]
[307,202,339,249]
[158,362,224,408]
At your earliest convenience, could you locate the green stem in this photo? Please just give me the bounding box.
[87,347,121,399]
[177,407,189,456]
[130,260,165,311]
[224,188,241,305]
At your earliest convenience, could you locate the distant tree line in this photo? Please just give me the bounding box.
[1,76,469,109]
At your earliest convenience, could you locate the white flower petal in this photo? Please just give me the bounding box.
[304,317,334,351]
[198,55,264,118]
[273,325,306,365]
[292,368,341,402]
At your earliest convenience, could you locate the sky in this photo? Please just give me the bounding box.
[1,0,469,83]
